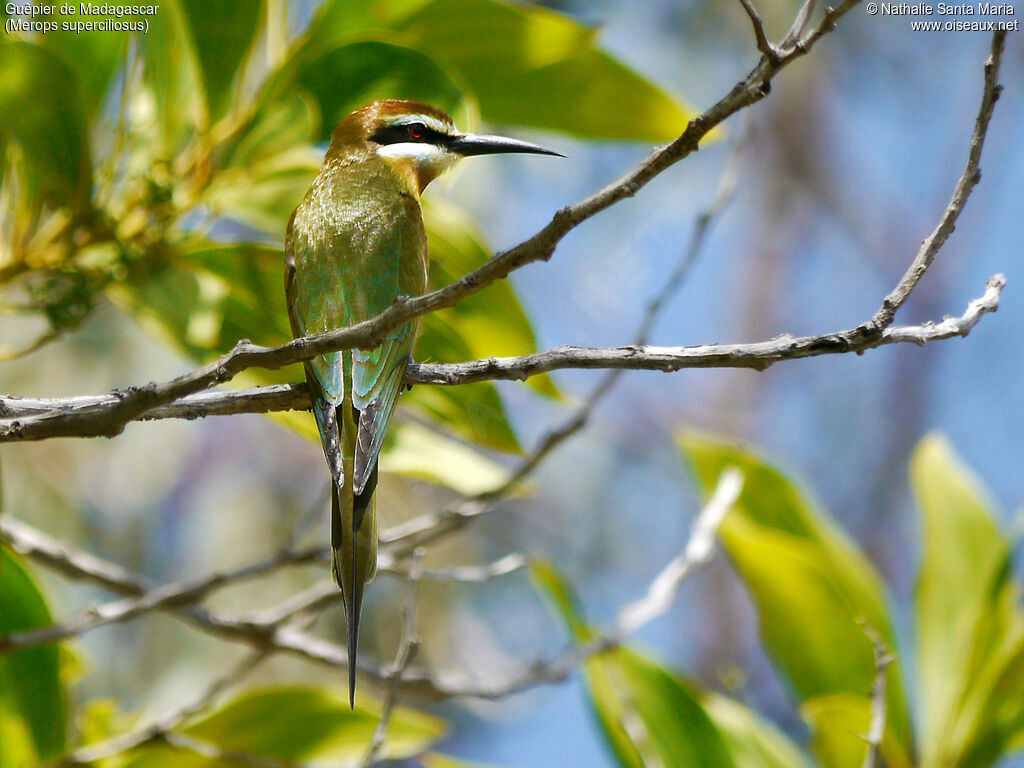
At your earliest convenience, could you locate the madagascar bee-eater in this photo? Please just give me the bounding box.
[284,99,561,705]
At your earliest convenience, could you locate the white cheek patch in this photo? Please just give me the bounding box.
[375,142,457,172]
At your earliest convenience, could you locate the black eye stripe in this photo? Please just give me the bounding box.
[370,123,448,146]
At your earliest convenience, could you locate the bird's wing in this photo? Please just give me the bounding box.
[285,215,347,485]
[352,331,412,494]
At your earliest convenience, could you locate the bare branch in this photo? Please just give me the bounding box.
[0,531,323,656]
[0,466,737,704]
[736,0,779,62]
[358,551,423,768]
[0,274,1004,432]
[0,1,862,444]
[392,467,744,700]
[616,468,743,636]
[868,30,1007,332]
[0,514,523,655]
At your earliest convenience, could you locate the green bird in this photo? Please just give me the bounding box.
[285,99,561,705]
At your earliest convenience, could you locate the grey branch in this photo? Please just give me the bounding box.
[0,275,1004,436]
[0,0,862,444]
[0,522,324,656]
[358,551,423,768]
[616,468,743,636]
[736,0,779,62]
[0,513,524,656]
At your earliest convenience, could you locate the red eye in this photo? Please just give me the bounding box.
[407,123,425,140]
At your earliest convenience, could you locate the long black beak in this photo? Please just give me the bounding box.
[448,132,564,158]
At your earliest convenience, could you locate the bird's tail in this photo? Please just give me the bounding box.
[331,461,378,708]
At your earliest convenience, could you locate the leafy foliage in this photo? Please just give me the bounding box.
[532,561,805,768]
[0,547,66,766]
[528,434,1023,768]
[678,431,913,764]
[123,686,445,767]
[912,435,1024,768]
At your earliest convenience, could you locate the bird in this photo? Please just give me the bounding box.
[284,99,562,706]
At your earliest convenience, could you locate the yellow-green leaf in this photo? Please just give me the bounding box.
[0,42,91,204]
[531,562,739,768]
[37,4,129,122]
[382,420,514,496]
[802,693,912,768]
[396,0,695,142]
[179,0,265,120]
[139,0,203,155]
[298,0,695,142]
[124,685,445,767]
[912,433,1024,768]
[677,432,913,757]
[0,546,66,762]
[261,40,465,145]
[701,691,810,768]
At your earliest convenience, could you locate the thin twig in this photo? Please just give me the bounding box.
[859,624,894,768]
[0,274,1004,429]
[867,30,1006,332]
[0,531,323,655]
[358,551,424,768]
[736,0,779,62]
[616,468,743,636]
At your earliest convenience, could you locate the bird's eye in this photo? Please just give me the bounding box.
[406,122,426,140]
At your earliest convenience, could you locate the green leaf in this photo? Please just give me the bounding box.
[124,685,445,767]
[0,41,91,204]
[139,0,203,155]
[38,5,129,121]
[204,148,321,235]
[277,40,465,144]
[802,693,913,768]
[295,0,695,142]
[179,0,264,120]
[912,433,1024,768]
[0,546,66,761]
[382,420,514,496]
[396,0,695,142]
[220,91,320,169]
[530,560,593,644]
[677,432,913,758]
[701,691,810,768]
[531,562,738,768]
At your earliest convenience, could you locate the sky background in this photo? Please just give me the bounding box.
[2,1,1022,766]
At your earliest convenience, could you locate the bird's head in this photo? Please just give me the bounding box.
[328,99,563,193]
